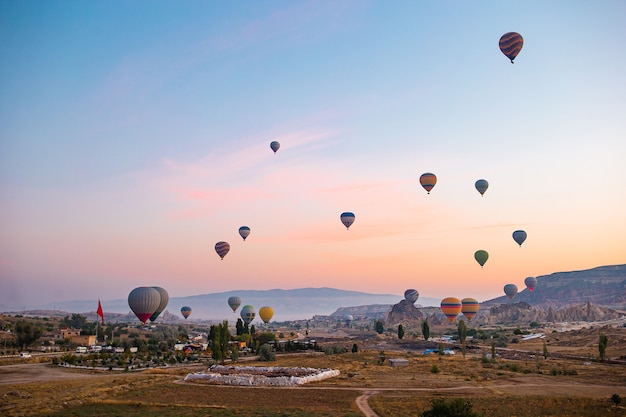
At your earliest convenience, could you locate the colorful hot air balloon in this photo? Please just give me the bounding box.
[128,287,161,325]
[149,286,169,323]
[524,276,537,292]
[240,305,255,325]
[404,289,419,304]
[474,250,489,268]
[499,32,524,63]
[340,212,355,230]
[475,179,489,196]
[504,284,518,300]
[180,306,192,319]
[461,298,480,321]
[440,297,462,323]
[512,230,527,247]
[238,226,250,241]
[270,141,280,153]
[215,241,230,260]
[259,306,274,324]
[228,296,242,312]
[419,173,437,194]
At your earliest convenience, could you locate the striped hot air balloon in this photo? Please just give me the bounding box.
[215,241,230,260]
[499,32,524,63]
[180,306,192,319]
[419,173,437,194]
[228,296,242,312]
[149,286,169,323]
[240,305,255,325]
[340,212,355,230]
[461,298,480,321]
[440,297,462,323]
[525,276,538,292]
[404,289,419,304]
[475,179,489,196]
[238,226,250,241]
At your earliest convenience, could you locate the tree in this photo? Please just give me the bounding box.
[14,321,42,350]
[235,318,244,336]
[250,324,256,336]
[611,394,622,407]
[258,344,275,361]
[374,320,384,334]
[599,333,608,361]
[420,398,482,417]
[62,313,87,329]
[352,343,358,353]
[542,341,549,359]
[421,320,430,341]
[397,324,404,340]
[457,319,467,358]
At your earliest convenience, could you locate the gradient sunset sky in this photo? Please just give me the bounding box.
[1,1,625,309]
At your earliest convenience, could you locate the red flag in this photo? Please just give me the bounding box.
[96,299,104,325]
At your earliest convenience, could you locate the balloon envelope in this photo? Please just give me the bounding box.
[404,289,419,304]
[512,230,527,246]
[215,241,230,259]
[524,277,537,292]
[270,141,280,153]
[128,287,161,324]
[228,296,242,312]
[259,306,274,323]
[340,212,355,229]
[474,250,489,267]
[499,32,524,63]
[419,173,437,194]
[461,298,480,321]
[504,284,518,300]
[149,286,169,322]
[240,305,256,325]
[440,297,462,323]
[475,179,489,196]
[238,226,250,241]
[180,306,192,319]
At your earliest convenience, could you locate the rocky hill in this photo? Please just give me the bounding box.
[484,264,626,309]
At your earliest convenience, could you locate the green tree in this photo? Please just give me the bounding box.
[421,320,430,341]
[611,393,622,407]
[397,324,404,340]
[420,398,482,417]
[235,318,244,336]
[542,341,549,359]
[62,313,87,329]
[457,319,467,358]
[250,324,256,335]
[255,332,275,347]
[374,320,384,334]
[258,344,275,361]
[14,321,42,350]
[599,333,608,361]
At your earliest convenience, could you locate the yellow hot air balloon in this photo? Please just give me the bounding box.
[440,297,462,323]
[259,306,274,323]
[461,298,480,321]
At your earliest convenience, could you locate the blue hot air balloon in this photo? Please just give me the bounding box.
[512,230,527,247]
[340,212,355,230]
[270,141,280,153]
[475,179,489,196]
[238,226,250,241]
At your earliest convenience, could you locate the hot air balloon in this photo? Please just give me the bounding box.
[475,179,489,196]
[499,32,524,63]
[240,305,255,325]
[474,250,489,268]
[340,212,355,230]
[180,306,192,319]
[524,276,537,292]
[215,241,230,260]
[504,284,518,300]
[259,306,274,324]
[404,289,419,304]
[512,230,527,247]
[270,141,280,153]
[344,314,354,326]
[149,286,169,323]
[128,287,161,325]
[419,173,437,194]
[461,298,480,321]
[228,296,242,312]
[440,297,462,323]
[238,226,250,241]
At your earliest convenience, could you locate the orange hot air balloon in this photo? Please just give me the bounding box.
[499,32,524,63]
[461,298,480,321]
[440,297,462,323]
[419,173,437,194]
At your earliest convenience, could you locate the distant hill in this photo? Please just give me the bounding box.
[5,288,407,322]
[483,264,626,309]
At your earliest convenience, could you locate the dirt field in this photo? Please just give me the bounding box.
[2,346,626,417]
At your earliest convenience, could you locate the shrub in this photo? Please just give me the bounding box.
[420,398,482,417]
[430,364,441,374]
[257,344,275,362]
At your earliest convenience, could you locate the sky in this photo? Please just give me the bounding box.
[1,1,625,311]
